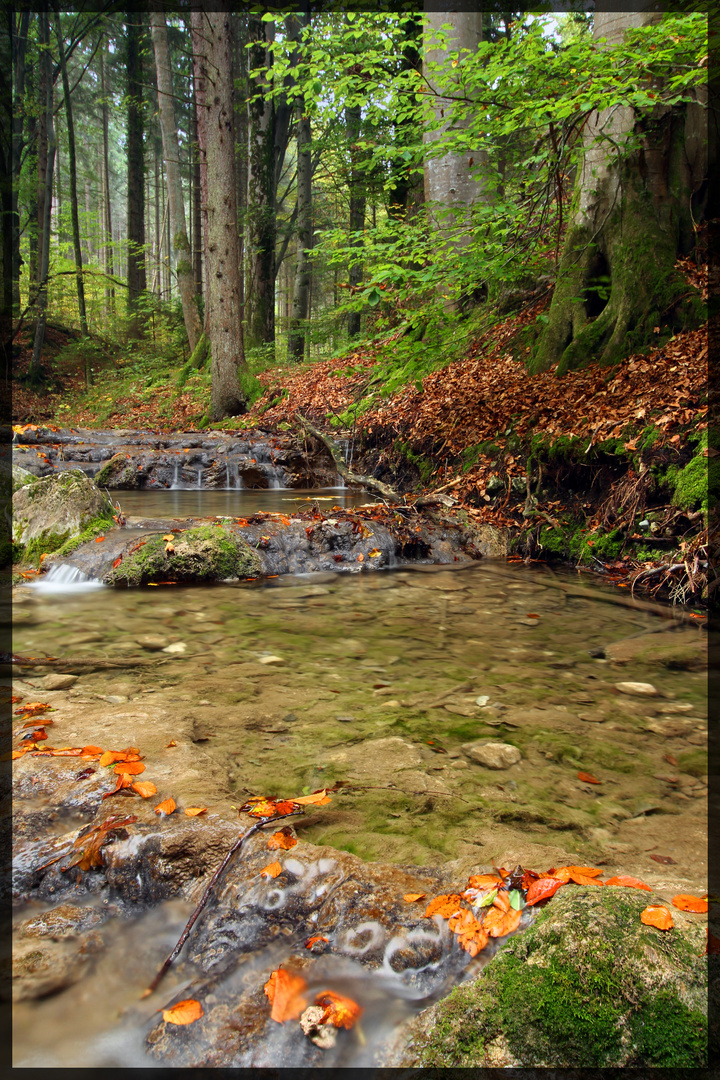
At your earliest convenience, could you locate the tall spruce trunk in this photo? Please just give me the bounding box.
[191,91,202,298]
[10,11,30,316]
[533,11,708,374]
[126,12,146,335]
[29,12,55,384]
[246,14,276,351]
[345,100,365,339]
[288,106,312,360]
[150,11,201,354]
[100,44,115,316]
[54,6,88,348]
[192,10,247,418]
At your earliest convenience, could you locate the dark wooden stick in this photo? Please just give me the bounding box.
[295,412,402,503]
[141,811,303,999]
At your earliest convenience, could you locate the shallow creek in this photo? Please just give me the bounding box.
[11,541,708,1065]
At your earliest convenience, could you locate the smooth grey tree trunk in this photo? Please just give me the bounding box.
[345,100,365,339]
[100,43,115,316]
[126,12,146,335]
[288,106,312,361]
[150,11,201,354]
[30,12,55,384]
[192,10,247,418]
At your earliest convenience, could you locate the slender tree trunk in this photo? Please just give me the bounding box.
[36,38,48,283]
[191,89,203,299]
[30,12,55,384]
[191,21,210,330]
[232,15,248,311]
[192,10,247,418]
[246,13,276,350]
[100,43,115,315]
[288,105,312,361]
[53,6,88,346]
[533,10,708,374]
[345,100,365,339]
[150,10,201,353]
[153,139,160,294]
[126,12,146,336]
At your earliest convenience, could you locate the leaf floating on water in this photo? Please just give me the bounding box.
[155,797,176,816]
[185,807,208,817]
[260,861,282,879]
[448,908,488,956]
[605,875,651,891]
[267,829,297,850]
[577,772,602,784]
[293,788,332,806]
[650,854,676,865]
[113,760,145,775]
[264,968,308,1023]
[525,877,565,906]
[131,781,157,798]
[315,990,363,1030]
[162,999,204,1026]
[641,905,674,930]
[671,894,709,913]
[403,893,426,903]
[482,905,522,938]
[61,814,137,872]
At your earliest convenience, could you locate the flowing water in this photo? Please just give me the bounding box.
[10,498,708,1066]
[113,487,369,521]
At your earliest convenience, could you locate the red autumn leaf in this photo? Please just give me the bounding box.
[315,990,363,1030]
[641,905,674,930]
[264,968,308,1023]
[305,935,329,949]
[650,854,676,865]
[525,877,565,906]
[94,535,105,542]
[112,557,122,568]
[605,875,651,891]
[664,754,678,767]
[671,894,709,913]
[267,829,297,851]
[577,772,602,784]
[162,999,204,1025]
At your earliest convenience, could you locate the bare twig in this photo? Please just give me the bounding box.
[295,412,402,503]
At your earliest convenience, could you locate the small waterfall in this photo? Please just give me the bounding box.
[225,462,232,489]
[197,468,204,489]
[170,463,180,489]
[30,563,103,593]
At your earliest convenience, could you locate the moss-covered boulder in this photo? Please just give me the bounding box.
[94,453,143,488]
[388,887,708,1068]
[12,465,38,493]
[104,525,262,586]
[12,470,116,563]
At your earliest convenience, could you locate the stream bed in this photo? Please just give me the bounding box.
[10,505,709,1065]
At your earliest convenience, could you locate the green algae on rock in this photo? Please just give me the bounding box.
[12,470,116,563]
[105,525,262,585]
[387,887,708,1068]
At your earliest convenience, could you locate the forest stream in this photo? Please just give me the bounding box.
[10,480,708,1066]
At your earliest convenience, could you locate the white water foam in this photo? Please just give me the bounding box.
[30,563,104,594]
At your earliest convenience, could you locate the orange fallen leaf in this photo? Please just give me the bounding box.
[264,968,308,1023]
[95,536,105,543]
[315,989,363,1030]
[15,702,51,715]
[641,905,674,930]
[185,807,208,817]
[492,889,512,913]
[112,557,122,568]
[356,553,364,562]
[605,875,651,891]
[155,797,176,815]
[554,865,603,883]
[102,772,134,799]
[114,760,145,775]
[162,998,204,1025]
[525,877,565,906]
[577,772,602,784]
[425,894,465,919]
[482,906,522,937]
[260,860,282,879]
[467,874,503,888]
[293,789,332,806]
[166,740,177,747]
[100,749,141,767]
[162,534,175,541]
[403,893,427,903]
[672,894,709,913]
[80,745,104,757]
[165,542,175,553]
[267,829,297,850]
[131,781,157,798]
[305,935,329,949]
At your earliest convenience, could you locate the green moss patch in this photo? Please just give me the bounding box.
[105,525,262,586]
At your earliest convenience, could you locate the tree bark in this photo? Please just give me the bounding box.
[192,11,247,419]
[533,10,707,375]
[100,43,115,316]
[125,12,146,336]
[191,89,202,298]
[246,14,276,350]
[345,99,365,339]
[54,6,89,347]
[150,11,201,354]
[29,12,55,384]
[288,104,312,360]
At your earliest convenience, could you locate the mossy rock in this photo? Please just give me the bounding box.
[12,470,116,563]
[94,454,144,489]
[389,887,708,1068]
[12,465,39,494]
[105,525,262,586]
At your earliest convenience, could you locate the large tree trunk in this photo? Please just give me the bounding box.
[29,12,55,384]
[533,10,707,375]
[192,11,247,419]
[345,99,365,339]
[54,7,89,346]
[126,12,146,336]
[288,104,311,361]
[150,11,201,354]
[246,14,276,351]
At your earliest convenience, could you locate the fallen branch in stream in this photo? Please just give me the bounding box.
[295,412,402,503]
[5,653,162,670]
[141,810,304,999]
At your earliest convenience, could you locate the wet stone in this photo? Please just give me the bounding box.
[462,742,522,769]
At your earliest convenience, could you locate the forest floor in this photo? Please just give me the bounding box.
[11,254,713,605]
